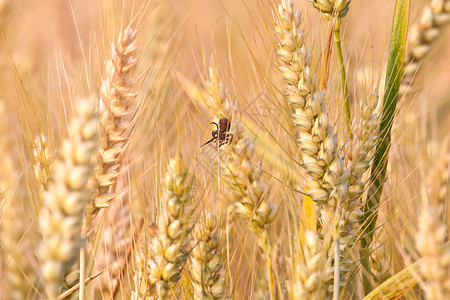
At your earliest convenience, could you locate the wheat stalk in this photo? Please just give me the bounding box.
[2,200,36,300]
[201,68,279,298]
[275,1,382,295]
[81,27,139,298]
[275,2,342,295]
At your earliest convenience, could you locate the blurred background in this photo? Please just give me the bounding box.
[0,0,449,298]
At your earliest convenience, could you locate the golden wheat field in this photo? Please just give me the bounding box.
[0,0,449,299]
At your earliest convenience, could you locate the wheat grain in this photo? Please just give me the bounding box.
[310,0,351,20]
[289,230,326,300]
[275,2,341,294]
[33,133,52,191]
[133,248,156,300]
[132,221,157,300]
[370,241,392,285]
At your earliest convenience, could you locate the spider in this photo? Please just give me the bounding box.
[201,117,233,148]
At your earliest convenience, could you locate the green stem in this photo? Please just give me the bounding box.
[334,19,351,134]
[361,248,372,295]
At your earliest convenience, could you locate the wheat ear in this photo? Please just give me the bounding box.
[143,155,193,299]
[191,213,226,299]
[400,0,450,96]
[38,97,97,298]
[275,1,341,209]
[92,28,137,213]
[275,1,381,294]
[417,207,450,300]
[289,230,327,299]
[1,101,35,299]
[416,145,450,300]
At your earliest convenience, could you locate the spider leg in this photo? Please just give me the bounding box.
[218,133,233,147]
[228,133,234,144]
[201,137,216,147]
[201,123,219,147]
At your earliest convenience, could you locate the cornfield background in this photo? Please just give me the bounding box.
[0,0,449,299]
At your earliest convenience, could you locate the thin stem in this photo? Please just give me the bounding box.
[361,248,372,295]
[333,234,340,300]
[334,19,351,134]
[79,246,86,300]
[268,257,276,300]
[219,144,233,295]
[57,270,105,300]
[227,221,232,295]
[266,232,277,300]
